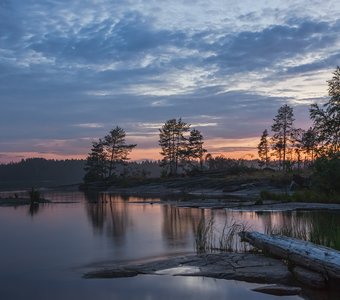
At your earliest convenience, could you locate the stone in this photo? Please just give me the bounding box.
[252,284,301,296]
[292,266,326,289]
[83,268,139,278]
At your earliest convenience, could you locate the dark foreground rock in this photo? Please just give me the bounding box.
[83,252,340,299]
[84,252,294,285]
[239,231,340,286]
[252,284,302,296]
[292,266,326,289]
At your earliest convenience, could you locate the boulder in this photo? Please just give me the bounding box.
[252,284,301,296]
[292,266,326,289]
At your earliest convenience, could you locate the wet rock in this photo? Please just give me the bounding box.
[83,268,139,278]
[292,266,326,289]
[83,253,294,284]
[155,266,201,275]
[252,284,301,296]
[234,265,292,284]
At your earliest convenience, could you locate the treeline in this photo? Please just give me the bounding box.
[257,105,317,170]
[256,67,339,195]
[84,120,208,183]
[0,158,86,189]
[83,67,339,196]
[159,118,207,176]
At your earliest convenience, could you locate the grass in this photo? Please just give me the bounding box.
[259,190,290,202]
[259,189,340,203]
[218,220,250,252]
[194,215,251,253]
[265,212,340,251]
[194,217,215,254]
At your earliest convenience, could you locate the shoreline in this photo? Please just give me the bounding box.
[83,251,340,298]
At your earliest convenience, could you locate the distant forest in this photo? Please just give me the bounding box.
[0,158,161,190]
[0,158,86,190]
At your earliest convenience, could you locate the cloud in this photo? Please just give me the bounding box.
[191,123,218,127]
[1,1,340,161]
[73,123,104,128]
[207,20,339,74]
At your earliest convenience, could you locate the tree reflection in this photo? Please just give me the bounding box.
[162,205,205,247]
[28,203,40,217]
[85,193,131,246]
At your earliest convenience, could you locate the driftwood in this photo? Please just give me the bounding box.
[239,231,340,282]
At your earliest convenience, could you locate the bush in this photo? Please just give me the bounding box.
[259,190,290,201]
[29,187,41,203]
[312,153,340,194]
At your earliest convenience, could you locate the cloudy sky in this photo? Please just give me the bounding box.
[1,0,340,162]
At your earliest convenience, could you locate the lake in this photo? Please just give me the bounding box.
[1,191,339,300]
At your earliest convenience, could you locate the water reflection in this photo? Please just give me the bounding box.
[85,193,131,246]
[82,192,340,252]
[28,202,40,217]
[262,211,340,250]
[162,205,206,247]
[1,191,339,300]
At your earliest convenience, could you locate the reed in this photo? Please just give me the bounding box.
[194,215,251,253]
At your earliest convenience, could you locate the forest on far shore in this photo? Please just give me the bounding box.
[0,158,163,190]
[0,158,86,189]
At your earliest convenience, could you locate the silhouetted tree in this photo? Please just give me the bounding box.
[84,140,107,182]
[104,126,137,178]
[187,129,207,170]
[271,104,295,170]
[159,118,190,176]
[83,126,136,184]
[271,137,283,167]
[312,153,340,195]
[310,66,340,156]
[257,129,270,167]
[291,128,305,170]
[301,127,318,162]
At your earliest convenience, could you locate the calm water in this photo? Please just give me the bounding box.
[1,191,339,300]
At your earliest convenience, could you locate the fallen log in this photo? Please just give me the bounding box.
[239,231,340,282]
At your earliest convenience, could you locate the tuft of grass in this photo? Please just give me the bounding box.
[194,217,215,254]
[194,216,251,253]
[218,221,250,252]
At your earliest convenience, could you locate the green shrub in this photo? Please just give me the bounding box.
[259,190,290,201]
[312,154,340,194]
[29,187,40,203]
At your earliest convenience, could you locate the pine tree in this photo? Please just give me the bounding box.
[271,104,295,170]
[104,126,137,178]
[291,128,305,170]
[187,129,207,170]
[301,127,318,162]
[84,140,107,182]
[310,66,340,156]
[159,118,190,176]
[83,127,137,183]
[257,129,270,167]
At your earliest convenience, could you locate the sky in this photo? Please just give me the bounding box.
[1,0,340,163]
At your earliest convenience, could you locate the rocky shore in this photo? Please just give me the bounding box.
[83,252,340,299]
